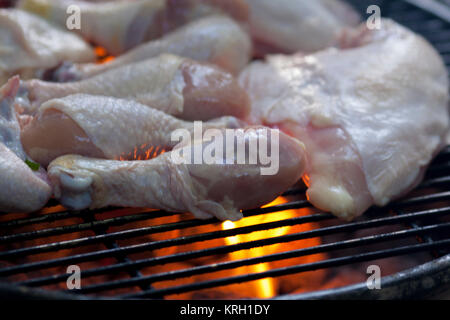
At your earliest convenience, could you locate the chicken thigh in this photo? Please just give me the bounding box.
[54,16,252,80]
[48,127,306,221]
[239,19,450,220]
[18,0,248,55]
[0,9,95,85]
[19,54,250,119]
[244,0,360,55]
[20,94,243,167]
[0,77,51,213]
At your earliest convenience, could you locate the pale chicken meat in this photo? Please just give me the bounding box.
[0,8,95,85]
[20,54,250,120]
[48,128,306,221]
[244,0,360,55]
[0,77,51,213]
[20,94,243,167]
[239,19,450,220]
[18,0,248,56]
[55,16,252,80]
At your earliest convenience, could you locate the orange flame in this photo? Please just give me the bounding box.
[95,46,115,64]
[221,196,303,298]
[116,145,166,161]
[223,220,275,298]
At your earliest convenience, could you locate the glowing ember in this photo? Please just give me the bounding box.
[95,46,107,57]
[95,46,115,64]
[116,145,166,161]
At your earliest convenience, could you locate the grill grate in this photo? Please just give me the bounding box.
[1,0,450,300]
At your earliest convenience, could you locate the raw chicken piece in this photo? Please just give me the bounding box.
[18,0,248,56]
[20,54,250,120]
[0,9,95,85]
[0,77,51,213]
[55,16,252,80]
[244,0,360,55]
[21,93,244,167]
[239,19,450,220]
[48,127,306,221]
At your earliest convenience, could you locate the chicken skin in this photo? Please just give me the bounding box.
[0,9,95,85]
[20,54,250,120]
[0,77,51,213]
[18,0,248,55]
[54,16,252,80]
[48,127,306,221]
[244,0,360,55]
[239,19,450,220]
[20,94,243,167]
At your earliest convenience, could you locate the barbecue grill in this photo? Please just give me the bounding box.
[1,0,450,300]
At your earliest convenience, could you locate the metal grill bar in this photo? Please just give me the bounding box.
[1,189,449,262]
[80,212,151,292]
[122,239,450,299]
[0,205,134,230]
[0,185,310,231]
[1,150,449,298]
[0,202,324,261]
[11,205,450,287]
[0,200,312,244]
[0,212,333,277]
[72,222,450,295]
[1,0,450,300]
[0,210,177,243]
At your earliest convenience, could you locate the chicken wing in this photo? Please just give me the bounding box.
[54,15,252,80]
[18,0,248,55]
[20,54,250,119]
[239,19,450,220]
[0,8,95,85]
[20,93,243,167]
[0,77,51,213]
[244,0,360,55]
[48,127,306,221]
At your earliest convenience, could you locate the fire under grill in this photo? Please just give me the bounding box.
[1,0,450,300]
